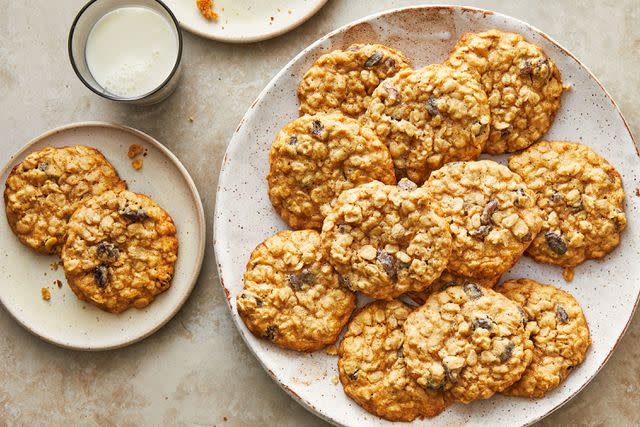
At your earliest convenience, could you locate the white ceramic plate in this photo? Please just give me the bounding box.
[214,5,640,426]
[0,122,205,351]
[163,0,328,43]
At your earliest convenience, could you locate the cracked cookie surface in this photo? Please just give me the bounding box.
[322,179,452,300]
[424,160,542,279]
[446,29,563,154]
[61,190,178,314]
[298,44,410,118]
[338,300,447,421]
[498,278,591,398]
[4,146,126,254]
[406,269,501,306]
[404,284,532,403]
[364,64,490,185]
[236,230,356,352]
[268,112,396,230]
[508,141,626,267]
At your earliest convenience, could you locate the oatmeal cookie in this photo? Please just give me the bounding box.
[268,112,396,230]
[236,230,355,352]
[498,278,591,398]
[338,300,447,421]
[404,284,532,403]
[508,141,626,267]
[364,64,490,184]
[446,29,563,154]
[61,190,178,313]
[406,269,500,306]
[424,160,542,279]
[322,179,452,300]
[4,146,126,254]
[298,44,410,118]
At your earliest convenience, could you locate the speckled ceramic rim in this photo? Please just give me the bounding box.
[213,4,639,426]
[0,121,206,351]
[175,0,328,43]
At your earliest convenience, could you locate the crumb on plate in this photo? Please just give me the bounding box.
[325,344,338,355]
[128,144,143,159]
[197,0,218,20]
[563,267,575,282]
[41,288,51,301]
[132,159,143,170]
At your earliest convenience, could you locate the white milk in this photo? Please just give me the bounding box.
[85,7,178,98]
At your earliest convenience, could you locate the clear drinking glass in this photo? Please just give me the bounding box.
[68,0,183,106]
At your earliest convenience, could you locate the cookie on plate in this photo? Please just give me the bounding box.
[404,284,533,403]
[4,145,126,254]
[406,269,501,306]
[508,141,626,267]
[298,43,411,118]
[322,179,452,300]
[61,190,178,314]
[424,160,542,279]
[268,112,396,230]
[364,64,490,185]
[446,29,563,154]
[338,300,447,421]
[497,278,591,398]
[237,230,356,352]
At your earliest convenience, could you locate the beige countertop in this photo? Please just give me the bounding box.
[0,0,638,425]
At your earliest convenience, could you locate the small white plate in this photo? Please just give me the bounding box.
[0,122,205,351]
[163,0,328,43]
[214,5,640,427]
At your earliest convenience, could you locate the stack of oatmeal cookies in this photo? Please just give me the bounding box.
[236,29,626,421]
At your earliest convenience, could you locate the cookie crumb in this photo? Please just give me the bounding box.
[223,416,228,422]
[563,84,572,91]
[55,279,63,288]
[636,187,640,197]
[562,267,575,282]
[196,0,218,20]
[132,159,143,170]
[325,344,338,355]
[189,116,194,122]
[128,144,143,159]
[331,375,339,385]
[41,288,51,301]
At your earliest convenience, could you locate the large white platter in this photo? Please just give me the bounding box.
[0,122,206,351]
[214,5,640,426]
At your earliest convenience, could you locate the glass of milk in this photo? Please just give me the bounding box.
[69,0,182,105]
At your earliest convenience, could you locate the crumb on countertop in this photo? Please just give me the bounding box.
[128,144,143,159]
[132,159,143,170]
[41,288,51,301]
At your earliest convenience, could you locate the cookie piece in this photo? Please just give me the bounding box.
[364,64,490,185]
[338,300,447,421]
[298,44,410,118]
[446,29,563,154]
[322,179,452,300]
[237,230,356,352]
[61,190,178,314]
[4,146,126,254]
[424,160,542,279]
[508,141,626,267]
[498,279,591,398]
[268,113,396,230]
[406,270,500,306]
[404,285,532,403]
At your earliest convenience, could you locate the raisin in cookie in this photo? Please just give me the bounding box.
[338,300,447,421]
[268,113,396,230]
[508,141,626,267]
[298,44,410,118]
[498,279,591,398]
[61,190,178,313]
[237,230,355,352]
[4,146,126,254]
[406,270,501,306]
[404,284,532,403]
[446,29,563,154]
[322,179,452,300]
[424,160,542,279]
[364,64,490,185]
